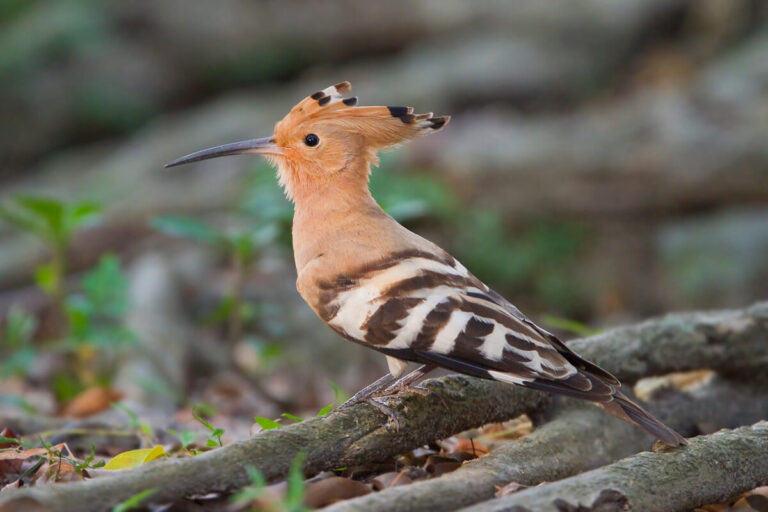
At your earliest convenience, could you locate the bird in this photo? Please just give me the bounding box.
[166,81,687,446]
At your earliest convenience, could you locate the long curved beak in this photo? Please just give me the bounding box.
[164,136,281,168]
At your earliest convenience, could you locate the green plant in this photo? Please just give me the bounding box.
[282,452,309,512]
[111,403,154,443]
[192,410,225,448]
[73,444,107,472]
[0,196,102,318]
[253,416,284,430]
[65,254,134,349]
[167,428,196,451]
[50,254,135,395]
[0,306,38,378]
[230,452,308,512]
[151,214,278,345]
[112,488,157,512]
[317,379,348,416]
[254,380,349,429]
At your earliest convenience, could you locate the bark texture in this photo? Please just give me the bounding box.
[461,421,768,512]
[0,376,549,512]
[325,377,768,512]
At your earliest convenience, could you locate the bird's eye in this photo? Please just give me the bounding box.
[304,134,319,147]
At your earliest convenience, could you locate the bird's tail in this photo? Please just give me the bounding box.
[601,390,687,446]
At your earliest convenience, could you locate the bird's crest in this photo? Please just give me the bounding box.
[275,81,450,151]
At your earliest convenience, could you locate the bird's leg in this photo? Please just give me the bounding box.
[336,373,394,410]
[363,364,441,430]
[379,364,437,397]
[337,364,438,410]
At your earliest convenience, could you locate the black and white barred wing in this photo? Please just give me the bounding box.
[318,250,618,403]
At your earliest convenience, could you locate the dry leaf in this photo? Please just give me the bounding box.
[0,428,18,449]
[478,416,533,441]
[61,387,123,418]
[439,437,490,457]
[0,443,70,461]
[372,471,413,490]
[634,370,713,400]
[33,460,82,485]
[303,476,371,508]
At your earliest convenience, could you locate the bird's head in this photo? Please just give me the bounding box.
[165,82,449,201]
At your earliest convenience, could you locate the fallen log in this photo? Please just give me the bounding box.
[325,376,768,512]
[0,301,765,511]
[460,421,768,512]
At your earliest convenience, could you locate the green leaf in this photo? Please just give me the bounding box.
[230,465,266,504]
[2,306,37,349]
[111,403,140,428]
[253,416,283,430]
[316,404,333,417]
[0,203,45,236]
[15,196,65,237]
[327,380,349,404]
[112,488,157,512]
[192,402,217,418]
[65,201,102,233]
[150,215,221,245]
[175,429,196,449]
[33,262,59,296]
[285,452,307,509]
[0,197,102,246]
[51,373,84,403]
[0,435,20,445]
[0,347,36,378]
[281,412,303,423]
[80,254,129,317]
[192,411,215,433]
[226,231,255,263]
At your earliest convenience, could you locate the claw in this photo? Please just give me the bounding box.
[366,397,402,431]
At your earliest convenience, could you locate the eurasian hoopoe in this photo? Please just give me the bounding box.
[166,82,687,446]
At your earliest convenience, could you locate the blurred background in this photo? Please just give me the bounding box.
[1,0,767,432]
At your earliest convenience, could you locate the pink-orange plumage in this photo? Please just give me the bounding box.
[166,82,686,446]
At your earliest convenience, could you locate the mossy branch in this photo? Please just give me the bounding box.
[0,301,766,511]
[462,421,768,512]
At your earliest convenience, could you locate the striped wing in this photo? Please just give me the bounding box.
[317,250,619,403]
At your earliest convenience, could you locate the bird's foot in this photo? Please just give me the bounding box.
[336,373,395,411]
[365,396,403,431]
[335,364,437,411]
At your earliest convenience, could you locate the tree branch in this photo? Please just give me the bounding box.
[324,376,768,512]
[461,421,768,512]
[0,377,549,512]
[0,301,765,511]
[567,301,768,384]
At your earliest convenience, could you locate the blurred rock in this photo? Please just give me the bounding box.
[114,253,193,411]
[1,0,689,172]
[658,208,768,308]
[2,0,768,342]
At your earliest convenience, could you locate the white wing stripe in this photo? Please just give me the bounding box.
[431,310,473,354]
[328,258,463,338]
